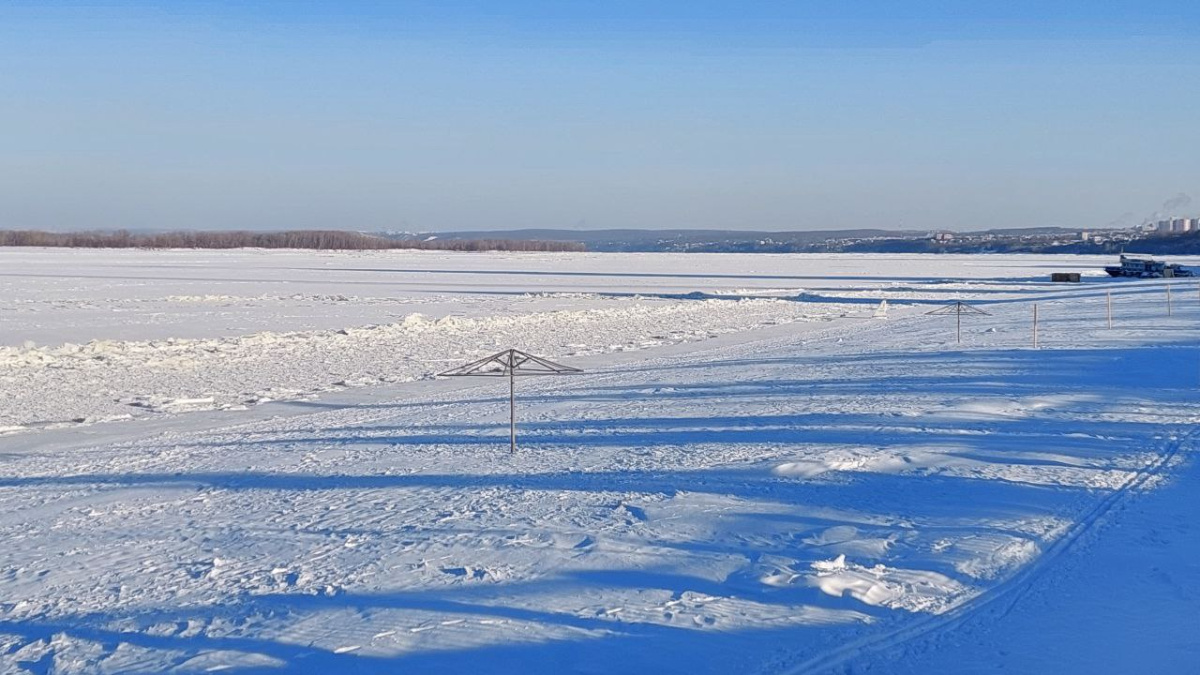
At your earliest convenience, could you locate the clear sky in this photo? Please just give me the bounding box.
[2,1,1199,232]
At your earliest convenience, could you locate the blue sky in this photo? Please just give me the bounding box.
[2,2,1198,232]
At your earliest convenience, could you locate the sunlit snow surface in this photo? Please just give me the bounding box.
[0,250,1197,674]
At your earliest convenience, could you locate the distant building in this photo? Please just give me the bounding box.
[1154,217,1198,234]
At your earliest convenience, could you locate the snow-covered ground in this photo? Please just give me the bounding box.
[0,249,1197,674]
[0,249,1114,430]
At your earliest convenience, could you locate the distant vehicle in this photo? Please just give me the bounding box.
[1104,254,1194,278]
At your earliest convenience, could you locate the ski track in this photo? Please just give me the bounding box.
[1,251,1198,674]
[779,422,1196,675]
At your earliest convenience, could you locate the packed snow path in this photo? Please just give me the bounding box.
[1,252,1199,674]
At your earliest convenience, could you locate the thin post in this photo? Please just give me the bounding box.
[1167,283,1173,316]
[956,310,961,344]
[1033,303,1039,349]
[509,358,516,453]
[1107,290,1112,329]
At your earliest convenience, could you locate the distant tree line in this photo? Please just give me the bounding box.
[0,229,586,252]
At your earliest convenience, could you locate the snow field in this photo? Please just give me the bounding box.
[2,249,1177,434]
[0,251,1198,674]
[0,297,858,430]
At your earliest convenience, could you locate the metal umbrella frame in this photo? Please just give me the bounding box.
[438,349,583,453]
[925,301,991,344]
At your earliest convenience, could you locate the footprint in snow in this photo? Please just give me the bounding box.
[440,566,488,580]
[614,503,647,523]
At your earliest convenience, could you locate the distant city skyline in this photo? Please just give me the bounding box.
[2,2,1199,232]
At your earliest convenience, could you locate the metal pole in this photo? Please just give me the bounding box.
[1033,303,1039,349]
[1107,290,1112,329]
[509,360,516,453]
[1167,283,1173,316]
[956,310,961,344]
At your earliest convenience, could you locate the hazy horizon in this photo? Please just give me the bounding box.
[3,2,1198,233]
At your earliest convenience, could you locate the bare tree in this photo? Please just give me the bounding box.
[0,230,586,252]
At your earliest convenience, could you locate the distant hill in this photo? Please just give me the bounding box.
[1058,232,1200,256]
[383,227,1103,253]
[390,228,930,253]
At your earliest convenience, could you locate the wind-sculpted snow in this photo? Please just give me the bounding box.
[807,554,973,613]
[0,298,852,429]
[0,251,1198,674]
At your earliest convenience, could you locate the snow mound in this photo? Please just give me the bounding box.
[807,554,974,614]
[802,526,898,558]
